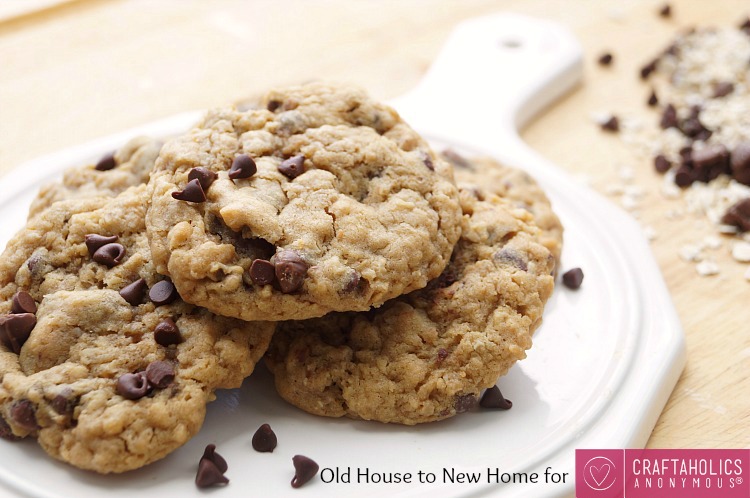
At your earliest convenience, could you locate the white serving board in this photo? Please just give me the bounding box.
[0,14,684,498]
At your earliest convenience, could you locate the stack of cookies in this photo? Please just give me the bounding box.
[0,83,561,474]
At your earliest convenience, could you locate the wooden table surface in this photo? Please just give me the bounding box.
[0,0,748,451]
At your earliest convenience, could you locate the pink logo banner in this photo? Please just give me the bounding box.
[576,449,750,498]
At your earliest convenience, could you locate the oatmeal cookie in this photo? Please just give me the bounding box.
[146,82,462,321]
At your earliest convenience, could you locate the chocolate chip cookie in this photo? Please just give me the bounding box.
[0,184,274,473]
[28,136,161,219]
[146,82,462,321]
[266,184,555,425]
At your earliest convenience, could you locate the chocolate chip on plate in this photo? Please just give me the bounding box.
[92,243,126,267]
[291,455,319,488]
[94,152,117,171]
[597,52,613,66]
[252,423,278,453]
[562,267,584,290]
[196,444,229,488]
[172,178,206,203]
[454,394,478,413]
[721,198,750,232]
[188,167,218,190]
[229,154,257,180]
[11,291,36,315]
[145,361,175,389]
[119,278,147,305]
[201,443,228,473]
[731,142,750,186]
[278,155,305,179]
[479,386,513,410]
[0,313,36,354]
[600,115,619,132]
[273,251,308,293]
[10,400,38,431]
[154,318,182,346]
[116,372,150,400]
[84,234,118,255]
[149,279,179,306]
[249,259,275,286]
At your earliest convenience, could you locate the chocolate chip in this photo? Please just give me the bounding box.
[116,372,150,400]
[172,178,206,203]
[119,278,147,305]
[721,198,750,232]
[422,152,435,171]
[713,81,734,98]
[740,17,750,35]
[228,154,257,181]
[201,443,229,473]
[195,459,229,488]
[441,149,472,170]
[249,259,275,286]
[562,267,584,289]
[154,318,182,346]
[674,165,694,187]
[660,103,678,129]
[92,243,126,267]
[731,142,750,186]
[647,90,659,107]
[600,116,619,132]
[252,423,277,453]
[11,291,36,315]
[436,348,449,363]
[267,99,282,112]
[95,152,117,171]
[597,52,613,66]
[680,108,711,140]
[278,155,305,179]
[692,144,729,182]
[0,313,36,354]
[342,269,362,293]
[291,455,319,488]
[84,234,118,255]
[188,167,218,190]
[493,249,528,271]
[454,394,478,413]
[654,154,671,174]
[149,280,178,306]
[49,388,74,416]
[0,417,20,441]
[640,58,659,79]
[273,251,308,293]
[658,3,671,17]
[145,361,175,389]
[10,400,38,431]
[480,386,513,410]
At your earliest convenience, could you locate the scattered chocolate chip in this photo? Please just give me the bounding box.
[11,291,36,315]
[196,458,229,488]
[597,52,613,66]
[116,372,150,400]
[172,178,206,203]
[647,90,659,107]
[149,279,178,306]
[660,103,678,129]
[713,81,734,98]
[291,455,319,488]
[658,3,671,18]
[674,165,695,187]
[721,198,750,232]
[479,386,513,410]
[188,167,218,190]
[454,394,478,413]
[249,259,275,286]
[691,144,729,182]
[562,267,584,290]
[600,115,619,132]
[640,58,659,79]
[278,155,305,179]
[145,361,175,389]
[84,234,118,255]
[679,107,711,140]
[273,251,308,293]
[252,423,277,452]
[154,318,182,346]
[10,400,38,431]
[731,142,750,186]
[0,417,20,441]
[92,243,126,267]
[201,443,228,473]
[229,154,257,180]
[49,388,74,416]
[654,154,671,174]
[119,278,147,305]
[94,152,117,171]
[0,313,36,354]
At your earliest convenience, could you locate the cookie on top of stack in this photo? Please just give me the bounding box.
[0,82,560,474]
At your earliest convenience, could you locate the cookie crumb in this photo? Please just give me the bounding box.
[695,259,719,276]
[731,241,750,262]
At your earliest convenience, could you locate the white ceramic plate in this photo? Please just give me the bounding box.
[0,14,685,498]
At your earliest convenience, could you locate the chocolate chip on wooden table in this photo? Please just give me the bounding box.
[252,423,277,452]
[278,155,305,179]
[188,167,218,190]
[119,278,147,305]
[291,455,319,488]
[172,178,206,203]
[721,198,750,232]
[229,154,257,180]
[0,313,36,354]
[149,279,179,306]
[660,103,678,129]
[674,165,695,188]
[640,58,659,79]
[691,144,729,182]
[145,361,175,388]
[731,142,750,186]
[154,318,182,346]
[562,267,584,289]
[84,234,118,255]
[479,386,513,410]
[94,152,117,171]
[116,372,150,400]
[201,443,228,473]
[92,243,126,267]
[249,259,275,286]
[654,154,671,174]
[273,251,308,293]
[11,290,36,314]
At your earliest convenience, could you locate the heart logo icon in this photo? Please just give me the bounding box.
[589,463,611,487]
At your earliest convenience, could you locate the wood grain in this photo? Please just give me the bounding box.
[0,0,748,449]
